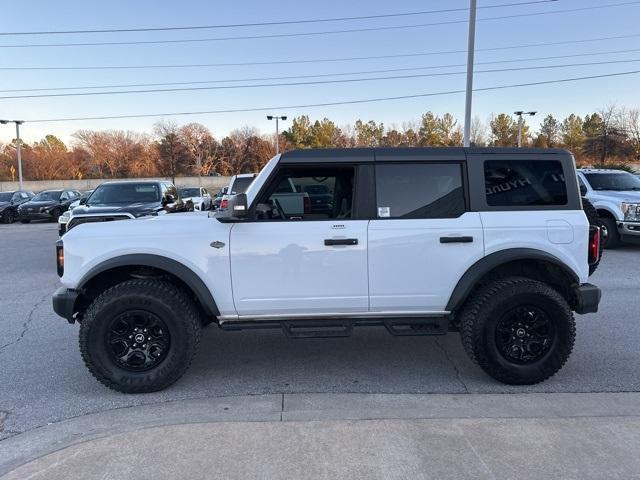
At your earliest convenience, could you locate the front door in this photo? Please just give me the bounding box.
[229,164,368,317]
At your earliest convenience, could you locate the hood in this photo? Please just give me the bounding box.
[72,202,162,217]
[590,190,640,203]
[0,201,9,210]
[21,200,58,208]
[65,209,225,239]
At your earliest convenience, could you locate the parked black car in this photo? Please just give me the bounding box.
[302,184,334,214]
[17,189,80,223]
[0,190,35,224]
[61,181,185,235]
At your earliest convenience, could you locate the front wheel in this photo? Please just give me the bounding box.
[79,279,201,393]
[2,209,15,224]
[460,277,575,385]
[599,217,621,249]
[50,208,62,222]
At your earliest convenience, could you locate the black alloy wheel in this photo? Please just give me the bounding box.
[107,310,171,372]
[495,306,556,364]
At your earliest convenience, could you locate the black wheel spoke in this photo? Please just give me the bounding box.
[106,310,171,372]
[495,305,556,365]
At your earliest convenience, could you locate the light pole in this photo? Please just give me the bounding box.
[266,115,287,155]
[463,0,477,148]
[514,111,536,147]
[0,119,24,189]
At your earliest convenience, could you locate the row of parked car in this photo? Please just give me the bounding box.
[0,181,226,229]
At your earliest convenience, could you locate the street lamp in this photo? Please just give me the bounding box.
[513,111,536,148]
[463,0,477,148]
[266,115,287,155]
[0,119,24,189]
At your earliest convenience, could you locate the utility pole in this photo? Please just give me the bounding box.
[0,119,24,189]
[463,0,477,148]
[266,115,287,155]
[514,111,536,147]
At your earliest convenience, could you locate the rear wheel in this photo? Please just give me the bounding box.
[460,277,575,385]
[79,279,201,393]
[599,216,621,249]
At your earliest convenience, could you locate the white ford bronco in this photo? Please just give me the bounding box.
[53,148,602,393]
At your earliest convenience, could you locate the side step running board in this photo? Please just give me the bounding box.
[220,317,448,338]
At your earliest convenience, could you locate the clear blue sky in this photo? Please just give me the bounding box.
[1,0,639,144]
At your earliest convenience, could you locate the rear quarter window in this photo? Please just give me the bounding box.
[484,160,567,207]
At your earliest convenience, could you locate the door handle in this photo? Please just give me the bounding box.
[440,236,473,244]
[324,238,358,246]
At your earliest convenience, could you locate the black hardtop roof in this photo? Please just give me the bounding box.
[280,147,571,163]
[99,180,167,186]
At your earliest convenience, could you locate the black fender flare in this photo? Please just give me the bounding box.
[445,248,580,312]
[78,254,220,317]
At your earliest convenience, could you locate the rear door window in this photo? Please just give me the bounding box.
[484,160,567,206]
[375,163,465,219]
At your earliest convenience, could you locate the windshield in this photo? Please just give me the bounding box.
[231,176,254,194]
[584,172,640,191]
[0,192,12,202]
[87,183,160,205]
[33,191,61,201]
[179,188,200,198]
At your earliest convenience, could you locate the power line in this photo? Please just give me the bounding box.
[0,1,556,36]
[23,70,640,123]
[3,52,640,94]
[2,33,639,70]
[1,1,638,48]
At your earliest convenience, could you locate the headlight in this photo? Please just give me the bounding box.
[621,202,640,222]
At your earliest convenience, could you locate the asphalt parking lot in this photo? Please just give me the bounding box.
[1,220,640,439]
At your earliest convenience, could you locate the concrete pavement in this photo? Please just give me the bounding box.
[2,392,640,479]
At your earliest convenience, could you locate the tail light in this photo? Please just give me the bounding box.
[303,196,311,215]
[220,199,228,209]
[588,226,601,265]
[56,240,64,277]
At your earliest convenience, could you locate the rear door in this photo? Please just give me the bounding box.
[368,156,484,313]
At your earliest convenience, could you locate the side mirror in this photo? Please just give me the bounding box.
[579,185,587,196]
[218,194,248,222]
[79,198,87,205]
[222,187,228,194]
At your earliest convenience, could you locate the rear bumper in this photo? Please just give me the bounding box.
[573,283,601,314]
[52,287,79,324]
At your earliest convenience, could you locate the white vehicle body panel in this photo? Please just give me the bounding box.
[229,220,369,316]
[480,210,589,283]
[368,213,484,312]
[61,214,237,316]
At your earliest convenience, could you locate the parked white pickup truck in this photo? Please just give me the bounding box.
[53,148,601,393]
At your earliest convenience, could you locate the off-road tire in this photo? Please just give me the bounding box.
[581,197,603,275]
[79,279,201,393]
[460,277,575,385]
[600,216,621,249]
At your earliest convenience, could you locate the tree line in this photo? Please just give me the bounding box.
[1,105,638,182]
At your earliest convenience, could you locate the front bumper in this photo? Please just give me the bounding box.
[573,283,601,314]
[19,211,53,220]
[52,287,79,324]
[619,221,640,239]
